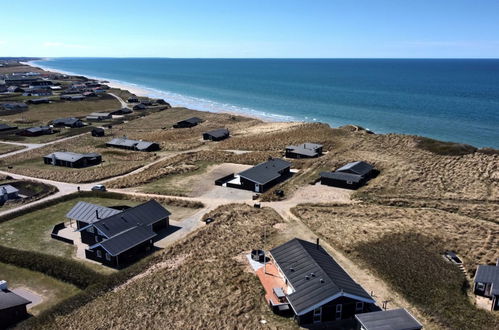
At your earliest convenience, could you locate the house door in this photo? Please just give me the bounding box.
[313,307,322,323]
[255,184,260,193]
[335,304,342,320]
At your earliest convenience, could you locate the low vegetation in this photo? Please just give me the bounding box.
[0,262,81,315]
[0,135,156,183]
[416,137,477,155]
[0,142,24,155]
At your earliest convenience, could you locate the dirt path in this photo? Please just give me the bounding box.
[107,92,130,109]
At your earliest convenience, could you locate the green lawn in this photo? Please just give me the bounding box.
[0,262,81,315]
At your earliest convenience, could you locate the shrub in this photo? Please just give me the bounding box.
[416,137,477,156]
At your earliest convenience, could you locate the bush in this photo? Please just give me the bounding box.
[416,137,477,156]
[0,245,105,289]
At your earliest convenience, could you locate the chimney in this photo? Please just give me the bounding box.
[95,209,99,219]
[316,238,320,249]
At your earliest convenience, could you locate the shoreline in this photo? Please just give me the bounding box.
[26,60,298,124]
[21,61,498,150]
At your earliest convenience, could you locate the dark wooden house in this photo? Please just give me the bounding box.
[76,200,171,267]
[237,158,291,193]
[0,124,18,132]
[91,127,105,137]
[203,128,230,141]
[474,261,499,310]
[265,238,376,326]
[18,126,53,137]
[107,137,160,152]
[0,185,19,201]
[51,117,84,128]
[127,97,139,103]
[133,103,147,111]
[43,152,102,168]
[320,161,375,190]
[0,282,31,328]
[285,143,323,158]
[173,117,203,128]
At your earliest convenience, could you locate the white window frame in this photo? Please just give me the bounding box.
[96,250,102,258]
[477,282,485,291]
[313,307,321,323]
[335,304,342,320]
[105,253,111,261]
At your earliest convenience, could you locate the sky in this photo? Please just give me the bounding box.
[1,0,499,58]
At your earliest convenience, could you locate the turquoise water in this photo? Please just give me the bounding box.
[33,58,499,148]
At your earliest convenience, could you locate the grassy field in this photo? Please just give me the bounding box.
[0,195,195,258]
[291,203,499,329]
[0,126,94,144]
[0,93,120,125]
[42,204,296,329]
[0,135,156,183]
[0,179,58,211]
[0,262,81,315]
[0,142,24,154]
[109,107,261,151]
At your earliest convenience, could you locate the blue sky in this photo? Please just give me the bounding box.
[1,0,498,58]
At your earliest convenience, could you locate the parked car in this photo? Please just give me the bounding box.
[91,184,106,192]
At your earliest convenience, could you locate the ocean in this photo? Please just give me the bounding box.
[32,58,499,149]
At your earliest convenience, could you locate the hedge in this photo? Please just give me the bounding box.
[0,245,105,289]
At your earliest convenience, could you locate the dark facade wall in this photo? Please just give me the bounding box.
[85,240,154,268]
[152,217,169,232]
[0,304,29,328]
[80,228,107,245]
[85,247,118,267]
[296,296,372,326]
[320,177,364,190]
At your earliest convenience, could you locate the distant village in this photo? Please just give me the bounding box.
[0,59,497,329]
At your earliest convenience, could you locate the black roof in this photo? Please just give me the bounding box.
[238,158,291,185]
[52,117,81,125]
[90,200,170,238]
[0,289,31,310]
[0,124,16,131]
[270,238,374,316]
[320,171,364,183]
[336,161,374,176]
[91,225,156,256]
[180,117,203,124]
[204,128,229,138]
[26,126,51,133]
[92,127,105,132]
[355,308,423,330]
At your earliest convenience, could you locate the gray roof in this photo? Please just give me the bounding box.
[270,238,374,316]
[180,117,203,125]
[44,152,101,163]
[0,184,19,195]
[88,112,112,117]
[320,171,364,183]
[66,201,121,224]
[90,200,171,238]
[475,264,499,295]
[107,137,159,151]
[0,289,31,310]
[52,117,82,125]
[91,225,156,256]
[355,308,423,330]
[26,126,51,133]
[204,128,229,138]
[0,124,16,130]
[287,146,320,157]
[336,161,374,176]
[238,158,291,185]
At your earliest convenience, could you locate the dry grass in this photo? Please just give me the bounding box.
[0,135,156,183]
[0,142,24,155]
[106,150,280,189]
[109,107,261,151]
[0,94,121,125]
[44,204,296,329]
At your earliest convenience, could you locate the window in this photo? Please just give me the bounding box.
[477,283,485,291]
[95,236,100,243]
[105,253,111,261]
[313,308,321,323]
[335,304,342,320]
[86,226,94,233]
[96,250,102,258]
[347,181,353,185]
[356,302,364,312]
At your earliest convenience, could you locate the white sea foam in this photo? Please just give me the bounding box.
[28,60,297,123]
